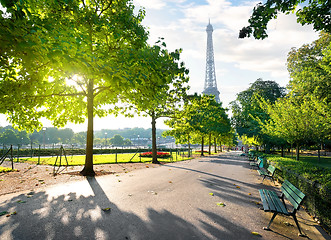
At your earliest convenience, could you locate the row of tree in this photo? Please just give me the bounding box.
[231,33,331,160]
[164,94,234,155]
[0,125,177,146]
[235,0,330,160]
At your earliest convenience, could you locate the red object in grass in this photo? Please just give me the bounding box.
[139,152,171,158]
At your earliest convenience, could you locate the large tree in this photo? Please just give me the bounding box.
[0,0,148,175]
[230,79,286,150]
[123,42,189,163]
[239,0,331,39]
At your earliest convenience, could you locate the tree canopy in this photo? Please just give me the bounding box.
[239,0,331,39]
[287,32,331,105]
[122,41,190,163]
[0,0,149,175]
[230,79,286,149]
[259,94,330,160]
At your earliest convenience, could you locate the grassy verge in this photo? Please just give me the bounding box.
[265,154,331,186]
[13,152,193,166]
[0,167,18,173]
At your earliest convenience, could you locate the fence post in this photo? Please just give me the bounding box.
[38,145,41,165]
[30,140,33,158]
[17,144,20,162]
[10,145,14,170]
[115,148,118,163]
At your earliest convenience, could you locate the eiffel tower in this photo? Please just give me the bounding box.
[202,20,220,103]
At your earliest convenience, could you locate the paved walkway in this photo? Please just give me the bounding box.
[0,151,329,239]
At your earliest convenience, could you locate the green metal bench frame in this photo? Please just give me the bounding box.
[259,180,306,236]
[257,165,276,183]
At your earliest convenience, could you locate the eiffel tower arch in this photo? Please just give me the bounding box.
[202,20,220,103]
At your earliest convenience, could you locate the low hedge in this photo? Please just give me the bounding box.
[265,155,331,233]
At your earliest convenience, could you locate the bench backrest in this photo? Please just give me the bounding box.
[281,180,305,210]
[257,157,264,168]
[267,165,276,174]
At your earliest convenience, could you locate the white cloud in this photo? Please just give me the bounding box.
[134,0,166,9]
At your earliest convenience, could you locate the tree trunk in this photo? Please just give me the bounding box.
[187,134,191,157]
[80,79,95,176]
[281,145,284,158]
[296,143,300,161]
[201,136,204,156]
[214,137,217,153]
[151,114,159,164]
[208,133,211,155]
[265,143,270,154]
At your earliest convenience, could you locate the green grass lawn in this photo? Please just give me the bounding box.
[14,152,193,166]
[277,153,331,169]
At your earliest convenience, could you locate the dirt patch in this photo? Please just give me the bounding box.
[0,161,159,196]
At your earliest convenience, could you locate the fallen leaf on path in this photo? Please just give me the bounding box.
[6,211,17,217]
[146,166,149,168]
[169,181,172,183]
[251,232,260,236]
[216,202,226,207]
[236,186,240,189]
[209,193,214,196]
[16,200,26,204]
[248,193,252,195]
[102,208,111,212]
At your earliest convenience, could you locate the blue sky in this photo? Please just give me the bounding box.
[0,0,320,132]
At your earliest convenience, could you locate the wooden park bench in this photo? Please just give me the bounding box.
[248,151,257,161]
[250,157,263,169]
[259,180,306,236]
[257,165,277,183]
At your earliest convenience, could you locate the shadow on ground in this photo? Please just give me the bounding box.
[0,175,264,240]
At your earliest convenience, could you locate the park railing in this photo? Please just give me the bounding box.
[0,144,194,161]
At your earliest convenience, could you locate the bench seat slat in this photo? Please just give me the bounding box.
[259,189,271,211]
[257,169,267,176]
[268,190,288,214]
[259,189,288,215]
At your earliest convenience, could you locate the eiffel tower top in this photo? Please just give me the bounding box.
[202,20,220,103]
[206,19,213,32]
